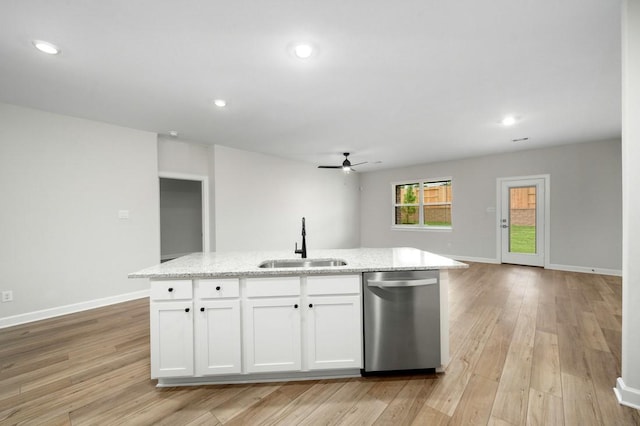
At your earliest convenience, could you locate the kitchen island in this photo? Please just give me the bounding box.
[130,247,467,387]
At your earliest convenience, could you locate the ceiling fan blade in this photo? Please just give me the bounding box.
[318,153,366,170]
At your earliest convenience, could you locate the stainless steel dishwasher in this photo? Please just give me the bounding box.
[362,270,440,373]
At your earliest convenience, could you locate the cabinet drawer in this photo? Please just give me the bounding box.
[246,277,301,297]
[307,275,361,295]
[195,279,240,299]
[150,280,192,301]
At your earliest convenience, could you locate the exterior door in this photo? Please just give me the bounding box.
[500,177,546,267]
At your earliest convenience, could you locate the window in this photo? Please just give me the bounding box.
[393,179,452,229]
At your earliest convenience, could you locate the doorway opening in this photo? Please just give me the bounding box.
[159,173,210,262]
[497,175,549,267]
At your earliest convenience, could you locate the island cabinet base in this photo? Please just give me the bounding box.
[148,268,451,387]
[149,274,364,384]
[155,369,362,387]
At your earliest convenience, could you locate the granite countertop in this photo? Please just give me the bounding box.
[129,247,468,279]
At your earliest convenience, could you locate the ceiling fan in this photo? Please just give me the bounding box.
[317,152,367,172]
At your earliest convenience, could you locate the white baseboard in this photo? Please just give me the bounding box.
[614,377,640,410]
[546,263,622,277]
[445,256,622,276]
[448,255,500,264]
[0,289,150,329]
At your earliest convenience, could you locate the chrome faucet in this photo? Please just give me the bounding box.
[294,217,307,258]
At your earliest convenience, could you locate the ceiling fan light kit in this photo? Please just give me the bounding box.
[318,153,367,172]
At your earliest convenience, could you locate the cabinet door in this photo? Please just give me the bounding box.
[306,295,362,370]
[243,297,301,373]
[194,299,241,375]
[150,301,194,378]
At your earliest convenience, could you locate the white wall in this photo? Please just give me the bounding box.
[214,145,360,252]
[360,139,622,272]
[158,136,210,176]
[158,139,361,253]
[617,0,640,409]
[0,103,159,323]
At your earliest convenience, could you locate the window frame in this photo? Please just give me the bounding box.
[391,177,453,231]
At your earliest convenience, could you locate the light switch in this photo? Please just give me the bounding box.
[118,210,130,219]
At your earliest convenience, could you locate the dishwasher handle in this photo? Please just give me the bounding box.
[367,277,438,288]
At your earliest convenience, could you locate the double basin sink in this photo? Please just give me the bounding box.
[258,258,347,269]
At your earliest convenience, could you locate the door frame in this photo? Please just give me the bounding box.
[159,172,210,254]
[496,174,550,268]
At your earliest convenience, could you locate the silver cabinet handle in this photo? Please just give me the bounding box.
[368,278,437,288]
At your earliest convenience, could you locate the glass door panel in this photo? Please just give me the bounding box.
[508,186,537,254]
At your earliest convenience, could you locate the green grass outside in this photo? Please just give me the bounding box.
[424,221,451,227]
[510,225,536,253]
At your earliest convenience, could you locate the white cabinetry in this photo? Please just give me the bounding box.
[194,279,242,375]
[243,277,301,373]
[150,280,194,378]
[243,275,362,374]
[306,275,362,370]
[151,278,242,378]
[151,274,363,382]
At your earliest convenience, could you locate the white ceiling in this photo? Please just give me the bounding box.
[0,1,622,171]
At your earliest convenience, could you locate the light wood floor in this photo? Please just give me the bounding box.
[1,263,639,425]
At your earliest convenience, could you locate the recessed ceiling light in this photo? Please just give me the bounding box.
[293,44,313,59]
[169,130,178,137]
[32,40,61,55]
[501,116,516,126]
[213,99,227,108]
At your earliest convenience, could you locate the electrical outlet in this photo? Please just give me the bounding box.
[1,291,13,302]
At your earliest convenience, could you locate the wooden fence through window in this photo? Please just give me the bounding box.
[510,187,536,226]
